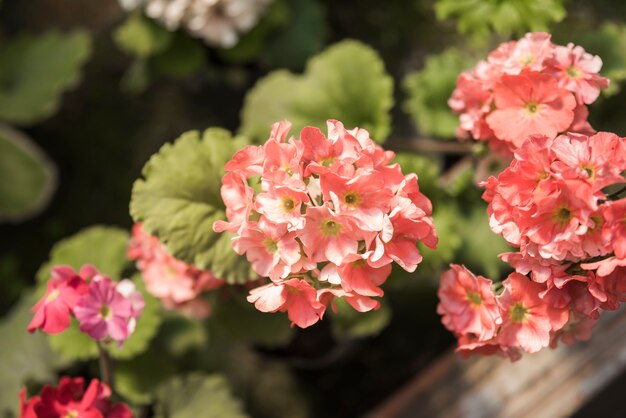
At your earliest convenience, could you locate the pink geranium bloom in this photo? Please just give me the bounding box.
[255,185,308,230]
[232,220,301,281]
[73,276,136,343]
[437,264,501,341]
[247,279,325,328]
[332,254,391,297]
[601,198,626,259]
[317,287,381,313]
[549,43,609,104]
[486,72,576,148]
[213,171,254,234]
[488,32,553,75]
[28,266,90,334]
[497,273,568,353]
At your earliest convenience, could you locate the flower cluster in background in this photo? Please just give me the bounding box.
[214,120,438,328]
[128,223,224,319]
[449,32,609,157]
[119,0,273,48]
[20,377,132,418]
[28,265,144,345]
[439,131,626,359]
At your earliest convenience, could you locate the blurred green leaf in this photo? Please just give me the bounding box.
[330,298,391,339]
[155,374,249,418]
[36,225,130,284]
[435,0,566,41]
[403,49,472,138]
[457,205,510,278]
[130,128,257,284]
[264,0,327,70]
[210,289,293,347]
[418,204,463,271]
[0,293,69,416]
[113,12,173,58]
[153,34,205,78]
[0,124,57,222]
[240,40,394,142]
[115,349,177,404]
[0,30,92,124]
[47,317,99,361]
[121,58,151,95]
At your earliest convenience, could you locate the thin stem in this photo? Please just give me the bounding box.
[97,342,114,389]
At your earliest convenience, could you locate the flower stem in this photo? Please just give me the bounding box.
[97,342,114,389]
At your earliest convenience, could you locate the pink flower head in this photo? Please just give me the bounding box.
[486,72,576,148]
[129,223,224,319]
[19,376,133,418]
[28,266,90,335]
[247,279,325,328]
[437,264,501,341]
[449,32,609,154]
[217,120,437,328]
[73,276,140,344]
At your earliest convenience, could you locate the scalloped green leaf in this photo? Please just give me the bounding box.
[155,374,249,418]
[113,12,173,58]
[0,293,69,416]
[115,346,177,404]
[330,298,391,339]
[47,275,162,361]
[130,128,257,284]
[240,40,393,143]
[36,225,130,284]
[403,49,473,138]
[0,30,92,125]
[0,124,57,223]
[393,152,443,204]
[435,0,566,41]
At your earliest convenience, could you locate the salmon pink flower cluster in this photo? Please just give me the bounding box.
[20,376,132,418]
[449,32,609,156]
[28,265,144,345]
[214,120,437,328]
[439,131,626,359]
[128,223,224,319]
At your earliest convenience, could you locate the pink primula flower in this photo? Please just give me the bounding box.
[73,276,138,343]
[28,266,90,334]
[486,72,576,148]
[437,264,501,341]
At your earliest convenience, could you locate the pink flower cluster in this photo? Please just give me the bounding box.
[449,32,609,156]
[214,120,437,328]
[128,223,224,319]
[29,265,144,345]
[20,376,132,418]
[439,131,626,358]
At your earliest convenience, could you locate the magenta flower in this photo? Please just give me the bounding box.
[74,276,136,343]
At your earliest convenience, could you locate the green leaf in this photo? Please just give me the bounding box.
[155,374,249,418]
[240,40,394,143]
[113,12,173,58]
[0,124,57,222]
[153,34,205,78]
[115,349,177,404]
[264,0,327,70]
[130,128,257,284]
[435,0,566,41]
[0,293,69,416]
[330,298,391,339]
[0,30,92,124]
[403,49,473,138]
[47,317,99,361]
[457,205,511,278]
[210,289,293,347]
[418,204,463,271]
[36,225,130,284]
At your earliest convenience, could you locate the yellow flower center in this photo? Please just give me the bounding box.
[45,289,60,304]
[553,205,573,226]
[466,291,483,306]
[342,191,362,208]
[525,101,540,114]
[263,237,278,253]
[282,196,296,213]
[566,66,582,79]
[100,305,111,320]
[320,218,343,237]
[509,303,529,323]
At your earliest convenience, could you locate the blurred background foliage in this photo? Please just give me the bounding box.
[2,0,626,416]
